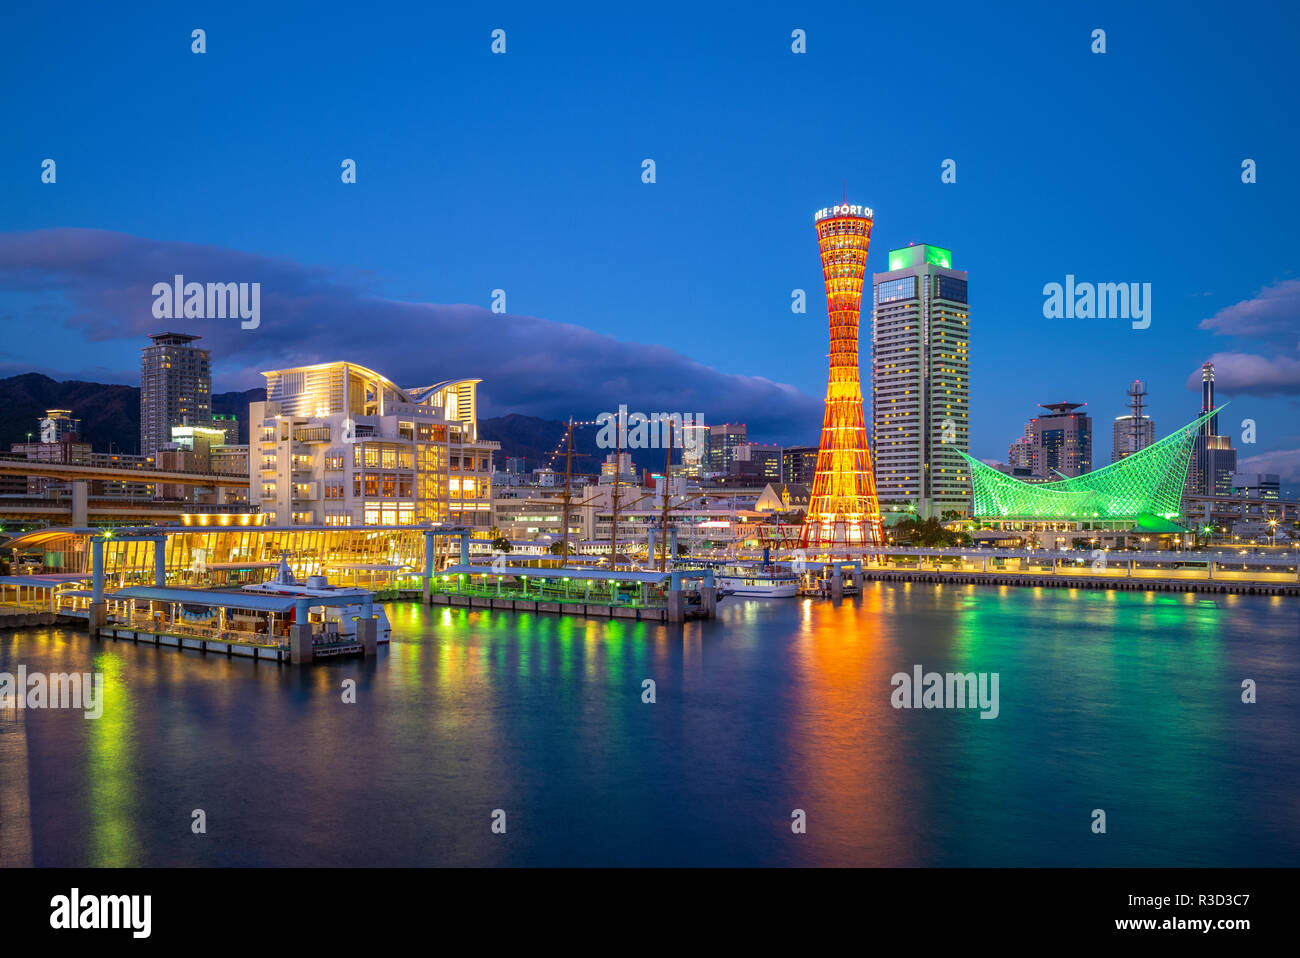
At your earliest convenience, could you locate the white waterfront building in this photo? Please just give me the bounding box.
[253,362,498,528]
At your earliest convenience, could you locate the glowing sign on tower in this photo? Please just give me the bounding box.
[799,202,885,552]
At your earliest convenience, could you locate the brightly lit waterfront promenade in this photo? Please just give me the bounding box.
[845,548,1300,595]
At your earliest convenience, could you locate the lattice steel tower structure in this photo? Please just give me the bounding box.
[800,203,884,551]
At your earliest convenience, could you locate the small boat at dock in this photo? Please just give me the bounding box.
[714,563,799,598]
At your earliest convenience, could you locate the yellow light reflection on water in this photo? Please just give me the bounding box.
[87,651,140,867]
[786,588,910,864]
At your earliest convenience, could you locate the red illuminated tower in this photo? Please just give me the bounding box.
[799,202,884,552]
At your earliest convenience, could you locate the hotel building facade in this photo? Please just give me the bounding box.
[253,362,498,528]
[870,244,971,516]
[1013,401,1093,478]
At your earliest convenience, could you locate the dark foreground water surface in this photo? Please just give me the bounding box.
[1,583,1297,866]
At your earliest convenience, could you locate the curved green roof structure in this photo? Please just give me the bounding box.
[960,409,1219,526]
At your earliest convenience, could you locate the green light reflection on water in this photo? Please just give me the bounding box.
[950,585,1229,850]
[86,652,140,867]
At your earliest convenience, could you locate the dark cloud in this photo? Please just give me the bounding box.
[0,228,822,441]
[1199,279,1300,345]
[1238,448,1300,484]
[1187,280,1300,396]
[1185,352,1300,396]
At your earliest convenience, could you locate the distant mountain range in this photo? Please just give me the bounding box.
[0,373,261,453]
[0,374,665,473]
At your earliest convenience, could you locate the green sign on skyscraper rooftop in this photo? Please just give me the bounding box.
[887,244,953,271]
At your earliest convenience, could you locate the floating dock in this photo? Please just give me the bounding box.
[0,576,382,665]
[424,564,718,621]
[92,620,294,661]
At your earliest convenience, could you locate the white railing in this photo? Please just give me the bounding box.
[124,615,280,646]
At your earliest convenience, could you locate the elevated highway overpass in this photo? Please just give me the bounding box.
[0,457,250,487]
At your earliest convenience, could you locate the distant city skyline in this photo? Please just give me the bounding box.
[2,4,1298,483]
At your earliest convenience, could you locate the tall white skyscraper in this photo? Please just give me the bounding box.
[870,245,970,516]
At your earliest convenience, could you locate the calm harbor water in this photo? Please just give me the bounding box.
[2,583,1297,867]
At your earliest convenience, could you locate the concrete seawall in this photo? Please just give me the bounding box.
[861,569,1300,596]
[0,611,82,631]
[424,591,673,621]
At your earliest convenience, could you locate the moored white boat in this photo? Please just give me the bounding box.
[715,564,800,598]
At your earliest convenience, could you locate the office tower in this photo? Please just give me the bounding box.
[781,445,819,484]
[1201,361,1218,433]
[800,201,884,550]
[871,244,971,515]
[1188,361,1237,496]
[1018,402,1092,477]
[1231,472,1280,500]
[1112,379,1155,463]
[681,422,709,477]
[38,409,81,443]
[140,332,212,458]
[707,423,747,475]
[600,451,637,485]
[729,443,782,481]
[211,412,240,445]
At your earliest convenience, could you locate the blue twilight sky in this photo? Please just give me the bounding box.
[2,1,1299,478]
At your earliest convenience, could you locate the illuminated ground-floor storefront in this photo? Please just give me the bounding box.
[3,524,469,591]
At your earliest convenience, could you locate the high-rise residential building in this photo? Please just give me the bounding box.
[1008,424,1034,473]
[781,445,818,485]
[870,244,970,516]
[707,423,747,475]
[140,332,212,457]
[1018,402,1092,477]
[1187,361,1237,496]
[39,409,81,443]
[252,363,498,527]
[1112,379,1155,463]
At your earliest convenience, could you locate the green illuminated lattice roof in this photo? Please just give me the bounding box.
[960,409,1219,524]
